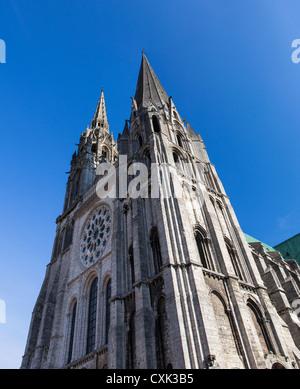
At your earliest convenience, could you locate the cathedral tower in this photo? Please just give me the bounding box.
[21,54,300,369]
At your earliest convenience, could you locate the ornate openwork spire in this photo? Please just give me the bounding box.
[91,89,109,131]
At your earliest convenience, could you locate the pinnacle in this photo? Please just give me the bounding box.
[91,89,109,130]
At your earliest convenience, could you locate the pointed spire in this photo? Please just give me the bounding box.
[134,52,169,109]
[91,89,109,131]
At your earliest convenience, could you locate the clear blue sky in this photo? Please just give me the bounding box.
[0,0,299,369]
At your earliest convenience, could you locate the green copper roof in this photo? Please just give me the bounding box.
[274,233,300,265]
[244,233,276,253]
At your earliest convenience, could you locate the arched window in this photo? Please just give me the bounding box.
[204,165,215,190]
[194,229,214,270]
[225,240,244,281]
[86,278,98,354]
[195,231,209,269]
[210,292,244,368]
[129,245,135,287]
[67,301,77,364]
[152,115,161,133]
[173,152,179,164]
[101,146,108,161]
[91,143,97,154]
[150,227,162,273]
[172,151,184,172]
[247,300,274,355]
[127,312,136,369]
[105,279,111,344]
[176,134,183,148]
[156,297,169,369]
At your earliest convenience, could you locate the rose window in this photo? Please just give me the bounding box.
[80,205,111,266]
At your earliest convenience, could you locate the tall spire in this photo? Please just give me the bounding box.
[134,52,169,109]
[91,89,109,131]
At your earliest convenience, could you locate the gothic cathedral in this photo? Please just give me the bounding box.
[21,54,300,369]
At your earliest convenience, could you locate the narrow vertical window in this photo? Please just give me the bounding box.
[67,301,77,364]
[86,278,98,354]
[127,312,136,369]
[91,143,97,153]
[173,152,179,164]
[211,292,245,369]
[105,279,111,344]
[102,146,108,161]
[156,297,168,369]
[138,135,143,148]
[129,245,135,287]
[194,229,215,271]
[150,227,162,273]
[225,241,244,281]
[195,231,209,269]
[173,151,183,172]
[152,115,161,133]
[176,134,183,148]
[247,300,275,355]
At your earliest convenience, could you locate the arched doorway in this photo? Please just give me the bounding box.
[272,362,286,369]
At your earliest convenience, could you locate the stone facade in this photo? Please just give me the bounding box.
[21,54,300,369]
[249,241,300,351]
